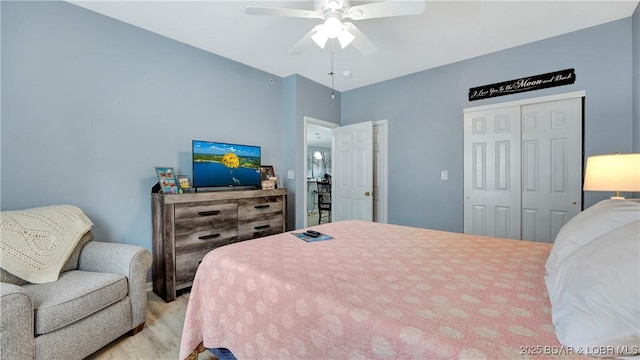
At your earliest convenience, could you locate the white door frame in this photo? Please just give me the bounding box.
[301,117,388,228]
[372,120,388,223]
[303,116,339,228]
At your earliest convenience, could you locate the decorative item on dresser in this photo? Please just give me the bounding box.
[151,188,287,302]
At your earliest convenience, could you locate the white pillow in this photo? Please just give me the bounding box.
[546,221,640,356]
[546,199,640,275]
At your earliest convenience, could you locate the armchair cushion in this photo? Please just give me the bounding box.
[0,268,28,286]
[23,270,127,335]
[60,231,94,273]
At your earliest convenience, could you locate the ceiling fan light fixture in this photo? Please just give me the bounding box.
[311,28,329,48]
[337,29,355,48]
[323,17,343,38]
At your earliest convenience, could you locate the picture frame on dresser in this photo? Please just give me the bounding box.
[176,175,191,190]
[260,165,275,180]
[155,166,179,194]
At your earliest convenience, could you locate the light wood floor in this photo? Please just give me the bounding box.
[87,291,214,360]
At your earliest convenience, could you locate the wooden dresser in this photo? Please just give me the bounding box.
[151,188,287,302]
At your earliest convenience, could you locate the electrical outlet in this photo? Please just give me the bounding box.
[441,170,448,180]
[288,170,294,179]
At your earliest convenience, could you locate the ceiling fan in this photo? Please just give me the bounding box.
[246,0,426,56]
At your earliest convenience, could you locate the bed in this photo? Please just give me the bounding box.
[179,200,639,360]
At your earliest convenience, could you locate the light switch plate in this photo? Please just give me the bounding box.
[288,170,294,179]
[441,170,448,180]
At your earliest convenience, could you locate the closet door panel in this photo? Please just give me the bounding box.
[521,98,582,242]
[464,106,521,239]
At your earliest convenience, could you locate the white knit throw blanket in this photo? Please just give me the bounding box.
[0,205,93,284]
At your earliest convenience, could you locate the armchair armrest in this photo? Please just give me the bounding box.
[78,241,152,329]
[0,282,34,359]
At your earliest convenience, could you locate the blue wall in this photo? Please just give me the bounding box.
[282,74,340,229]
[342,18,635,232]
[1,1,284,249]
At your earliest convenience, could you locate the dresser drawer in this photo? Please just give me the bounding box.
[175,248,216,289]
[238,214,283,240]
[175,225,238,255]
[237,196,283,220]
[175,201,237,220]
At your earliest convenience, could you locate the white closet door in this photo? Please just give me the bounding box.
[464,95,583,242]
[521,98,582,242]
[464,106,522,239]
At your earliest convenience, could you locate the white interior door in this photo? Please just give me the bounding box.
[464,106,522,239]
[332,121,373,222]
[521,98,582,242]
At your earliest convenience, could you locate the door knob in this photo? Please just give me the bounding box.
[364,191,371,196]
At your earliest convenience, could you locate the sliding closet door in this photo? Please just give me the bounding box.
[520,98,582,242]
[464,95,583,242]
[463,106,522,239]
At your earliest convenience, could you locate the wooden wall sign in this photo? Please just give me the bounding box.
[469,68,575,101]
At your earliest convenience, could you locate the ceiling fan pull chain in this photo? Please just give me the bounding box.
[330,41,336,99]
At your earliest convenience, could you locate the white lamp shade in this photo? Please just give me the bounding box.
[311,29,328,48]
[583,153,640,192]
[337,29,355,48]
[323,17,343,38]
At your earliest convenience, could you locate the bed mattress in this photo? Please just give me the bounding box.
[180,220,588,359]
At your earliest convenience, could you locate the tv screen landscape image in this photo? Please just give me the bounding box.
[192,140,261,189]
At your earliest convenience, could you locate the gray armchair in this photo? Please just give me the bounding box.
[0,235,152,360]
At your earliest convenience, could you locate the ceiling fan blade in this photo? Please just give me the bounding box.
[343,22,377,56]
[245,6,323,19]
[344,1,426,20]
[289,25,324,56]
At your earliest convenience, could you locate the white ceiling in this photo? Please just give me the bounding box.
[307,123,333,148]
[69,1,638,92]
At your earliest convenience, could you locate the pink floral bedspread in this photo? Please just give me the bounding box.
[180,220,587,359]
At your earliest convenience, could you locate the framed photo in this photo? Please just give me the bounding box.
[155,166,179,194]
[177,175,192,190]
[261,180,275,189]
[260,165,275,181]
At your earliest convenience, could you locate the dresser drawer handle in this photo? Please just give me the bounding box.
[254,204,270,209]
[254,224,270,230]
[199,233,220,240]
[198,210,220,216]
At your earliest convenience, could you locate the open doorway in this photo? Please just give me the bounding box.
[303,117,339,228]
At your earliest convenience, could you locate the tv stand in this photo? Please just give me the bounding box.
[151,188,287,302]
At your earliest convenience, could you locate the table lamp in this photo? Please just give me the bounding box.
[583,153,640,199]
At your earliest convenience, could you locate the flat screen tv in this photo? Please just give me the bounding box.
[192,140,261,190]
